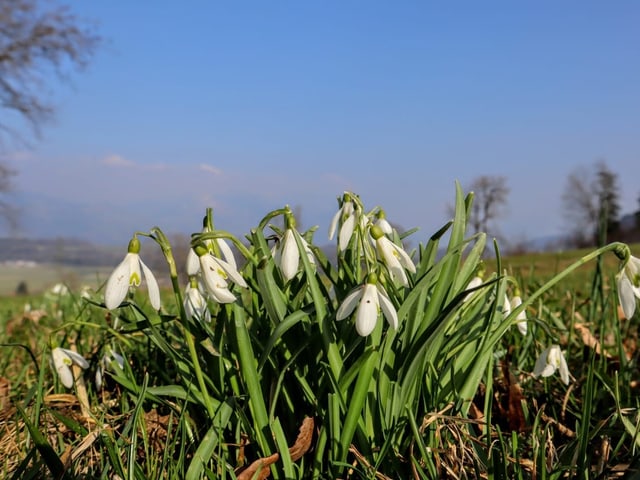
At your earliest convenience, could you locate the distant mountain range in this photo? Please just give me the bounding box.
[0,237,122,266]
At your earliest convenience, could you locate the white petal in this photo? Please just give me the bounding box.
[215,256,248,288]
[338,214,356,251]
[532,347,553,378]
[503,294,511,316]
[557,349,570,385]
[52,348,74,388]
[336,287,363,320]
[355,284,380,336]
[376,218,393,235]
[186,249,200,276]
[200,253,227,293]
[618,273,636,319]
[140,259,161,310]
[208,284,237,304]
[217,238,238,270]
[60,348,89,369]
[300,237,316,267]
[280,230,300,282]
[328,207,342,240]
[511,296,527,335]
[377,289,398,330]
[389,241,416,274]
[104,255,132,309]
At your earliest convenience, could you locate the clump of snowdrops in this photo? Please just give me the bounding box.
[45,184,639,479]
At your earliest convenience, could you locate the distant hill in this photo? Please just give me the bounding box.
[0,237,123,266]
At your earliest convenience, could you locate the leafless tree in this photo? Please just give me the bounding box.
[0,0,100,227]
[466,175,510,235]
[561,160,621,247]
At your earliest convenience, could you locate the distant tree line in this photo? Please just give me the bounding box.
[562,160,640,247]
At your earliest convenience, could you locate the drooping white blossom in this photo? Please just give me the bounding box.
[273,226,315,282]
[370,225,415,287]
[510,295,528,336]
[336,275,398,336]
[51,347,89,389]
[329,193,357,251]
[104,237,160,310]
[533,345,570,385]
[197,246,247,304]
[617,255,640,319]
[184,279,211,323]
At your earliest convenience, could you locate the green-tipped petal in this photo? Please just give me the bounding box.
[328,207,341,240]
[52,347,74,388]
[215,256,248,288]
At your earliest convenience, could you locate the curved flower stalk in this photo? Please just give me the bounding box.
[273,213,315,282]
[617,254,640,319]
[51,347,89,389]
[370,224,416,287]
[95,349,125,390]
[104,236,161,310]
[336,273,398,336]
[196,245,247,304]
[533,344,570,385]
[184,277,211,323]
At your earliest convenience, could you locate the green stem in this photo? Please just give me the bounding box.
[151,226,215,418]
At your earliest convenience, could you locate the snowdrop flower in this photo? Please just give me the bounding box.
[273,215,315,282]
[510,294,528,335]
[50,283,69,296]
[374,209,393,235]
[617,254,640,319]
[328,192,357,251]
[533,345,570,385]
[196,246,247,304]
[51,347,89,389]
[104,236,161,310]
[184,278,211,323]
[95,349,125,390]
[336,273,398,336]
[463,275,483,302]
[186,228,237,276]
[370,225,416,287]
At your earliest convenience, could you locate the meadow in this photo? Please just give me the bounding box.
[1,186,640,479]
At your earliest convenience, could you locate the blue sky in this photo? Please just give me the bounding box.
[6,1,640,245]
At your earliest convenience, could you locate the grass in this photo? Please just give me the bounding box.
[1,191,640,479]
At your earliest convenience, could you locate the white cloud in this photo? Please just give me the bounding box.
[199,163,223,175]
[102,154,135,167]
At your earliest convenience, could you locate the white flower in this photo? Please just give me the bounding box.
[273,228,315,282]
[104,237,161,310]
[329,194,357,251]
[184,280,211,323]
[510,295,527,335]
[463,276,483,301]
[50,283,69,296]
[533,345,570,385]
[198,250,247,304]
[370,226,415,287]
[617,255,640,319]
[336,278,398,336]
[51,347,89,389]
[95,349,125,390]
[187,236,237,276]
